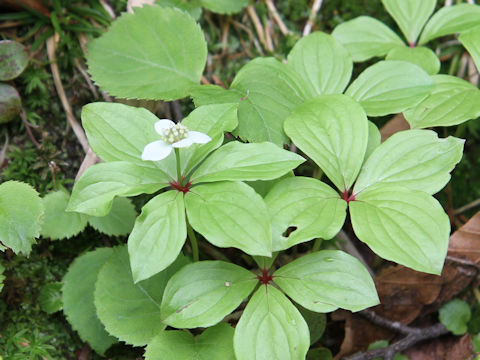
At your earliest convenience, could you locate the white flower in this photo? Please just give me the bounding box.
[141,119,211,161]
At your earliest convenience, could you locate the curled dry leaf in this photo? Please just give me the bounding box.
[404,333,473,360]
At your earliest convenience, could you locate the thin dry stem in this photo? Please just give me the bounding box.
[247,4,267,48]
[303,0,324,36]
[265,0,291,35]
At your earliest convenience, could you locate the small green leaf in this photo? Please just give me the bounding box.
[87,6,207,100]
[190,141,304,184]
[307,348,333,360]
[200,0,248,14]
[62,248,116,355]
[459,28,480,75]
[353,130,464,195]
[419,4,480,45]
[0,181,43,255]
[439,299,471,335]
[350,184,450,275]
[145,323,235,360]
[365,121,381,162]
[185,181,272,256]
[189,84,244,107]
[128,190,186,283]
[274,250,379,312]
[41,189,88,240]
[345,60,434,116]
[88,197,137,236]
[381,0,436,45]
[287,32,353,95]
[0,83,21,124]
[264,177,346,251]
[39,282,63,314]
[234,285,310,360]
[284,95,368,192]
[404,75,480,128]
[156,0,202,20]
[94,246,189,346]
[0,40,28,81]
[386,46,440,75]
[297,307,327,345]
[161,261,257,328]
[332,16,404,62]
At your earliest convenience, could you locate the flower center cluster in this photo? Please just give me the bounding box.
[160,124,189,144]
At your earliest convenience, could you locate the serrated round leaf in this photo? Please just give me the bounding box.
[62,248,116,355]
[87,6,207,100]
[201,0,248,14]
[128,190,186,282]
[145,323,235,360]
[386,46,440,75]
[161,261,257,328]
[234,285,310,360]
[381,0,436,45]
[419,4,480,45]
[0,83,21,124]
[190,141,304,184]
[0,40,28,81]
[287,32,353,95]
[185,181,272,256]
[157,0,202,20]
[95,246,189,346]
[284,95,368,192]
[365,121,381,162]
[264,177,347,251]
[404,74,480,128]
[0,181,43,255]
[459,28,480,77]
[274,250,379,312]
[88,197,137,236]
[439,299,471,335]
[345,60,433,116]
[353,129,464,195]
[350,184,450,275]
[190,84,244,107]
[39,282,63,314]
[332,16,405,62]
[230,57,311,145]
[41,190,88,240]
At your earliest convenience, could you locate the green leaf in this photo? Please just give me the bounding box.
[0,181,43,255]
[190,84,244,107]
[381,0,436,45]
[419,4,480,45]
[88,197,137,236]
[0,40,28,81]
[274,250,379,312]
[129,190,186,283]
[459,28,480,75]
[200,0,248,14]
[353,130,465,195]
[297,307,327,345]
[0,83,21,124]
[234,285,310,360]
[345,60,434,116]
[94,246,189,346]
[350,184,450,275]
[161,261,257,328]
[264,177,346,251]
[439,299,471,335]
[287,32,353,95]
[284,95,368,192]
[185,181,272,256]
[39,282,63,314]
[41,189,88,240]
[332,16,405,62]
[86,6,207,100]
[68,161,169,217]
[62,248,116,355]
[145,323,235,360]
[190,141,304,184]
[307,348,333,360]
[404,74,480,128]
[365,121,381,161]
[230,57,311,145]
[386,46,440,75]
[156,0,202,20]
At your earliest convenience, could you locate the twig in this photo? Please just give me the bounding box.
[303,0,324,36]
[359,310,421,336]
[75,148,101,182]
[265,0,291,35]
[264,19,274,52]
[247,5,267,49]
[446,255,480,270]
[98,0,116,18]
[0,133,9,167]
[232,20,264,56]
[20,109,40,149]
[74,58,98,99]
[454,198,480,215]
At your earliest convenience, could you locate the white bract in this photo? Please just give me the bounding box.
[142,119,211,161]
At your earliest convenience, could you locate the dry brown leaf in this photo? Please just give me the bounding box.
[127,0,155,13]
[380,113,410,142]
[404,333,474,360]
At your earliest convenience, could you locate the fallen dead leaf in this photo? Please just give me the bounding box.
[404,333,474,360]
[380,113,410,142]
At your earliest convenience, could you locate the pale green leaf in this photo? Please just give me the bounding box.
[459,28,480,75]
[189,84,244,107]
[0,83,21,124]
[128,190,186,283]
[88,197,137,236]
[62,248,116,355]
[439,299,471,335]
[404,74,480,128]
[0,40,28,81]
[284,95,368,192]
[156,0,202,20]
[386,46,440,75]
[41,190,88,240]
[190,141,304,184]
[247,172,294,198]
[353,129,464,195]
[200,0,248,14]
[332,16,405,62]
[39,282,63,314]
[274,250,379,312]
[350,184,450,275]
[419,4,480,45]
[161,261,257,328]
[185,181,272,256]
[264,177,346,251]
[94,246,188,346]
[234,285,310,360]
[297,307,326,345]
[287,32,353,95]
[0,181,43,255]
[345,60,434,116]
[365,121,381,162]
[86,6,207,100]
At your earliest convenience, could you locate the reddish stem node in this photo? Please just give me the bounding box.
[170,180,192,193]
[257,268,274,285]
[342,189,356,203]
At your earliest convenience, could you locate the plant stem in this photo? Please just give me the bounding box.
[187,221,199,262]
[174,148,183,186]
[312,238,323,252]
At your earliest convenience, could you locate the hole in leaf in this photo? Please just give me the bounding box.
[282,226,298,238]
